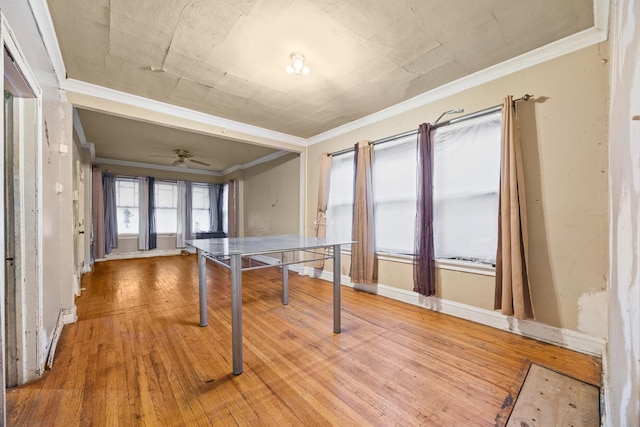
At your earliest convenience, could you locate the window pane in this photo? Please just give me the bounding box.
[373,134,417,254]
[155,182,177,208]
[154,181,178,234]
[116,178,139,234]
[192,184,210,232]
[155,208,177,234]
[432,111,501,263]
[222,183,229,233]
[117,207,139,234]
[326,152,354,243]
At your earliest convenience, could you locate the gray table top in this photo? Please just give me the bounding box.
[187,234,355,257]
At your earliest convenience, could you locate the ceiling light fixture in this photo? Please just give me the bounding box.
[286,52,310,76]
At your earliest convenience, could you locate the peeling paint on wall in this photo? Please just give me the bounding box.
[577,290,607,338]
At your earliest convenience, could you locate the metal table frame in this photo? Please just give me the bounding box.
[190,236,350,375]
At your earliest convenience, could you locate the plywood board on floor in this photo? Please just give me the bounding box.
[506,363,600,427]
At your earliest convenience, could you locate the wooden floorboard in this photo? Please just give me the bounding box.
[6,255,601,426]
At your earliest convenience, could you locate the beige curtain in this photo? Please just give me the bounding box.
[350,141,378,284]
[314,153,332,270]
[494,96,534,319]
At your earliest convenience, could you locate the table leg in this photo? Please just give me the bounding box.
[333,244,341,333]
[230,254,243,375]
[198,249,208,327]
[282,263,289,305]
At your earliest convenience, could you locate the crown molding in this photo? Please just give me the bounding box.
[308,2,610,145]
[221,150,290,176]
[95,149,292,177]
[94,157,223,176]
[72,108,95,159]
[63,79,308,149]
[28,0,66,85]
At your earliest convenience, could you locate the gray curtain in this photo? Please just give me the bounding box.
[495,95,534,319]
[138,176,149,250]
[413,123,436,296]
[208,183,223,233]
[92,166,105,259]
[102,172,118,255]
[350,141,378,285]
[148,177,157,250]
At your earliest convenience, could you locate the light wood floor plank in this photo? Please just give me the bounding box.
[7,255,601,426]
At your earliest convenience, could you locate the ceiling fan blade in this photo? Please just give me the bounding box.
[150,155,176,158]
[189,159,210,166]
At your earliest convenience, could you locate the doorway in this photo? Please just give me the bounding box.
[3,36,42,389]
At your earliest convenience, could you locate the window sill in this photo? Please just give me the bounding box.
[376,252,495,277]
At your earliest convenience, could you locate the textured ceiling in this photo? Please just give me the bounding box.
[50,0,594,140]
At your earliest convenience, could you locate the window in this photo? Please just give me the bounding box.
[222,183,229,234]
[326,151,354,244]
[432,111,501,264]
[373,134,417,254]
[154,181,178,234]
[326,109,501,265]
[192,184,210,233]
[115,178,139,235]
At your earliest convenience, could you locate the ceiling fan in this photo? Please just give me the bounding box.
[152,149,210,167]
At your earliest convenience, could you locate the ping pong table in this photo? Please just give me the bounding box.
[187,235,354,375]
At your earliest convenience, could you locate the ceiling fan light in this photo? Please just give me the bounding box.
[302,65,310,75]
[286,64,295,74]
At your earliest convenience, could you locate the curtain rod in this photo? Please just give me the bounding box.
[330,94,533,157]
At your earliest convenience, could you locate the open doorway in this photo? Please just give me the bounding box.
[2,20,43,397]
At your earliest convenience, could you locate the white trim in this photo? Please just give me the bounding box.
[95,157,221,176]
[27,0,66,85]
[306,268,605,357]
[435,259,496,277]
[95,149,292,177]
[600,343,609,426]
[45,306,76,369]
[376,253,496,277]
[72,108,95,159]
[61,306,77,324]
[63,79,308,148]
[220,150,290,175]
[308,22,609,145]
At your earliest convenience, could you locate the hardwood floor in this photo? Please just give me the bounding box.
[6,255,601,426]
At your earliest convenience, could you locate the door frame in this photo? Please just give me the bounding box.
[1,11,44,405]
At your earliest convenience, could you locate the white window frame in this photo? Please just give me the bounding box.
[154,180,178,235]
[115,177,139,236]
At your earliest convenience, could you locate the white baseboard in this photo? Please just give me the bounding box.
[98,247,196,261]
[46,306,77,370]
[305,267,605,357]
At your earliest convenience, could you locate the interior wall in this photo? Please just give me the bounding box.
[1,1,76,368]
[242,153,300,236]
[606,0,640,423]
[306,43,609,335]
